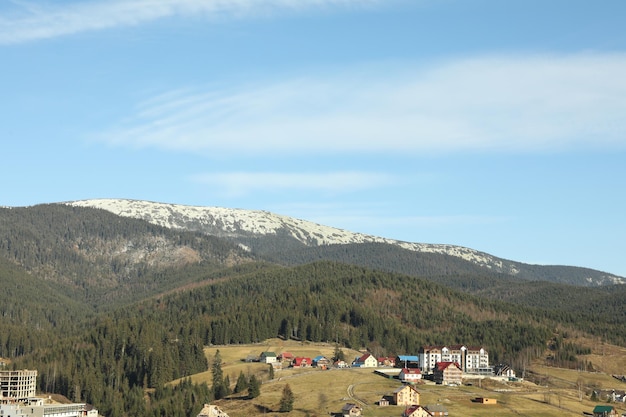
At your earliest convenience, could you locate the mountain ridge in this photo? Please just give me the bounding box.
[64,198,625,286]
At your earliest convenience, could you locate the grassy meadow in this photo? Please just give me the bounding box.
[171,339,626,417]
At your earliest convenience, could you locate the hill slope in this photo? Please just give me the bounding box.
[65,199,624,286]
[0,203,254,308]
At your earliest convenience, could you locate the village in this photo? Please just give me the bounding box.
[244,344,505,417]
[3,342,626,417]
[204,341,626,417]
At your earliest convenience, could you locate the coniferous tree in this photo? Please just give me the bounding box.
[279,384,294,412]
[223,374,232,397]
[333,344,345,362]
[247,375,261,399]
[234,371,248,394]
[211,349,227,399]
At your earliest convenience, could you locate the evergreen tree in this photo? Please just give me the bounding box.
[333,344,345,362]
[234,371,248,394]
[268,364,275,380]
[279,384,294,412]
[247,375,261,399]
[223,374,232,397]
[211,350,227,399]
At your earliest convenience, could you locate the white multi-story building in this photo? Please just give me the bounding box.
[0,370,37,400]
[0,370,98,417]
[419,345,489,373]
[464,346,490,373]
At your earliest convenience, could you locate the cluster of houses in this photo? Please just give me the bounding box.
[253,343,503,382]
[254,351,336,370]
[202,345,626,417]
[353,344,494,376]
[594,389,626,404]
[217,344,626,417]
[249,345,499,417]
[341,384,450,417]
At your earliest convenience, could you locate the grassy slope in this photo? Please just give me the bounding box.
[171,339,626,417]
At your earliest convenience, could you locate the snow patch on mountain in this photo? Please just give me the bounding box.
[63,199,626,285]
[66,198,517,273]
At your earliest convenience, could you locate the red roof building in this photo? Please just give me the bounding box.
[433,362,462,385]
[292,357,312,368]
[353,353,378,368]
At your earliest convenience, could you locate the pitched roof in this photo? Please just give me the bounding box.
[357,353,374,362]
[397,355,419,361]
[593,405,615,412]
[465,346,487,352]
[420,346,444,352]
[393,384,419,394]
[401,368,421,375]
[425,404,448,412]
[403,405,421,416]
[447,344,466,350]
[293,357,311,366]
[342,403,360,412]
[435,361,461,371]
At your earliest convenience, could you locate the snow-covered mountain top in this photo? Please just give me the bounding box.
[64,199,625,285]
[65,199,513,272]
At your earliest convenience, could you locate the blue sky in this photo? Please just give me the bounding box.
[2,0,626,276]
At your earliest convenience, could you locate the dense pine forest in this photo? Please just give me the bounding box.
[1,205,625,416]
[0,205,253,307]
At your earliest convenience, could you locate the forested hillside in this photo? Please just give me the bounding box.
[6,260,625,416]
[261,241,493,276]
[0,204,253,308]
[0,256,90,358]
[260,241,622,286]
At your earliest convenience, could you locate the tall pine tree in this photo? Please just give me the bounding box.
[211,350,228,399]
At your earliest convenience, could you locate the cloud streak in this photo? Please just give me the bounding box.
[0,0,378,44]
[190,171,396,197]
[98,53,626,155]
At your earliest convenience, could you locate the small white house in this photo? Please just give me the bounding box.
[341,403,362,417]
[259,352,277,364]
[399,368,422,383]
[353,353,378,368]
[494,364,516,378]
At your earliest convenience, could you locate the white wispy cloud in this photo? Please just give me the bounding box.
[189,171,396,197]
[97,52,626,155]
[0,0,378,44]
